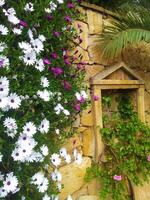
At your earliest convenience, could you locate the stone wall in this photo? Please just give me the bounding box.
[59,2,150,200]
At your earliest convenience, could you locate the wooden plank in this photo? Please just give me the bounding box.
[91,80,142,85]
[99,85,140,90]
[137,86,145,122]
[91,86,104,161]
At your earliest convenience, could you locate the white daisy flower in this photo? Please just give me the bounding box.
[23,51,36,66]
[0,172,4,181]
[0,25,8,35]
[63,109,70,116]
[31,172,45,185]
[3,117,17,130]
[0,55,10,68]
[38,177,49,193]
[39,35,46,42]
[38,118,50,134]
[35,59,45,72]
[0,96,8,108]
[64,154,71,164]
[8,93,21,109]
[8,15,20,25]
[49,2,57,12]
[0,153,3,162]
[50,153,61,167]
[3,172,19,193]
[51,169,62,182]
[24,2,34,12]
[42,194,50,200]
[0,76,9,87]
[54,103,64,115]
[23,122,36,137]
[57,183,62,191]
[41,77,49,88]
[27,151,44,163]
[13,145,33,162]
[40,145,49,156]
[17,133,37,149]
[0,42,7,52]
[19,42,32,54]
[13,27,23,35]
[5,129,17,138]
[28,29,34,40]
[59,147,67,157]
[74,153,82,165]
[0,187,7,198]
[31,38,44,54]
[57,0,64,4]
[11,148,25,161]
[37,90,50,102]
[0,0,5,7]
[3,8,16,16]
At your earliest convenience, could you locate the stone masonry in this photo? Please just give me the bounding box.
[59,2,150,200]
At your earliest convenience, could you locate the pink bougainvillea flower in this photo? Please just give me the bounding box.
[51,67,64,76]
[74,104,80,111]
[20,20,28,27]
[113,175,122,181]
[93,95,99,101]
[51,52,58,59]
[63,80,72,90]
[53,31,60,37]
[43,58,51,65]
[67,3,75,8]
[64,16,72,23]
[147,155,150,161]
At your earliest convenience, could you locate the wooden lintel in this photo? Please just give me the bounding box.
[90,80,143,85]
[99,85,140,90]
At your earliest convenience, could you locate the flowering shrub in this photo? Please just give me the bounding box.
[0,0,87,199]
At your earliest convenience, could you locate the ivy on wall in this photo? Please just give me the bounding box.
[0,0,87,199]
[85,95,150,200]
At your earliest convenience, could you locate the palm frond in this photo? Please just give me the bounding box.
[100,6,150,60]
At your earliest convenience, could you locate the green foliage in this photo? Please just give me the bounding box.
[100,5,150,60]
[87,0,150,10]
[85,95,150,200]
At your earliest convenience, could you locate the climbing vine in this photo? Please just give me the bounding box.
[85,94,150,200]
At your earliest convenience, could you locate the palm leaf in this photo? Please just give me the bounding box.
[100,6,150,60]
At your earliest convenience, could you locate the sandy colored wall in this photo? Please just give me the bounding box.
[59,2,150,200]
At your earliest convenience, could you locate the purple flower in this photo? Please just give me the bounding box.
[93,95,99,101]
[78,96,85,103]
[53,31,60,37]
[64,16,72,23]
[51,52,58,59]
[63,80,72,90]
[51,67,63,76]
[47,15,53,21]
[113,175,122,181]
[64,59,71,65]
[147,155,150,161]
[67,3,75,8]
[43,58,51,65]
[20,20,28,27]
[0,59,4,67]
[74,104,80,111]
